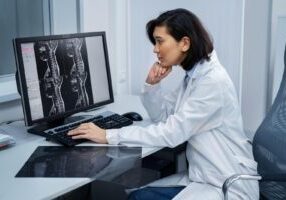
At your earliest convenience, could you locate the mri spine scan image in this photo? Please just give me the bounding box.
[38,40,65,116]
[66,38,89,108]
[34,37,93,118]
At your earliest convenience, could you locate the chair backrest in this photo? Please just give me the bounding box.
[253,44,286,199]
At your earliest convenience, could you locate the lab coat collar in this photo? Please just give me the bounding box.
[185,65,195,80]
[188,50,219,80]
[174,50,220,111]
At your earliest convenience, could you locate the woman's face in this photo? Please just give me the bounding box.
[153,26,189,68]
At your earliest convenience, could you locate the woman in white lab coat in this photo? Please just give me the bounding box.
[69,8,259,200]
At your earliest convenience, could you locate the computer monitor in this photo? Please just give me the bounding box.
[14,32,114,133]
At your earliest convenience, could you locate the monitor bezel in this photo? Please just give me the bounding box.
[14,31,114,126]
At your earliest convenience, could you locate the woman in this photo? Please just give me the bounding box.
[68,8,259,200]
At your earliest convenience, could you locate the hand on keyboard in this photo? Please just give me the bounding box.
[68,122,108,144]
[48,114,133,146]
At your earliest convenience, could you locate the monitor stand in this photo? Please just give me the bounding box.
[27,115,93,137]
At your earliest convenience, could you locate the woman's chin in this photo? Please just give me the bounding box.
[161,63,173,69]
[160,62,168,67]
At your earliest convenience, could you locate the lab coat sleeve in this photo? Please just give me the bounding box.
[106,78,224,147]
[140,82,180,123]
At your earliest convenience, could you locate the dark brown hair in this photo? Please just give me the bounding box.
[146,8,213,70]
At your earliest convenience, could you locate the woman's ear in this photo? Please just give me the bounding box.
[180,36,191,52]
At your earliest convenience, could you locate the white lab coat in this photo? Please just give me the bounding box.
[106,51,259,199]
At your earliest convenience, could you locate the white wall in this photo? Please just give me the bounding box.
[270,0,286,105]
[81,0,245,97]
[81,0,129,95]
[129,0,245,97]
[241,0,271,136]
[50,0,78,34]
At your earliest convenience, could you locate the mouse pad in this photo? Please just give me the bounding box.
[16,146,141,178]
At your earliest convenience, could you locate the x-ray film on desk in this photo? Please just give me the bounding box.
[16,146,142,178]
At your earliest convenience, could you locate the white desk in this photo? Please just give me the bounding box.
[0,95,160,200]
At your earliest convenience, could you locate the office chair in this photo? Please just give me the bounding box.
[222,45,286,200]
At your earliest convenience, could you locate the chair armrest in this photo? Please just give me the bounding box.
[222,174,261,200]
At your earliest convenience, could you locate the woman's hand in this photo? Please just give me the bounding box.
[68,123,108,144]
[146,62,172,85]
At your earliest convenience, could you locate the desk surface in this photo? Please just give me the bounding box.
[0,95,159,200]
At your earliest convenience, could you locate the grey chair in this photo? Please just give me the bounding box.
[222,45,286,199]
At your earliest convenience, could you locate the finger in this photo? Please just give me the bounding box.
[68,129,85,136]
[68,130,78,136]
[70,126,86,134]
[75,123,93,131]
[78,123,90,129]
[154,62,161,77]
[157,66,162,76]
[160,67,167,75]
[154,67,159,77]
[69,128,85,135]
[72,131,97,141]
[161,68,172,78]
[166,66,172,74]
[159,65,168,76]
[87,122,96,128]
[72,134,87,140]
[160,67,165,75]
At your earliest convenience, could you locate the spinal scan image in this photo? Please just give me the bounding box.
[66,38,90,108]
[34,38,93,117]
[37,40,65,116]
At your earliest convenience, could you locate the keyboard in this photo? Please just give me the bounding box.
[45,113,133,147]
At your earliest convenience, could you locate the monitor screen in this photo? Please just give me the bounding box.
[14,32,114,127]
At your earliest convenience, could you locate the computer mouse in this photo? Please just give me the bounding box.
[122,112,143,121]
